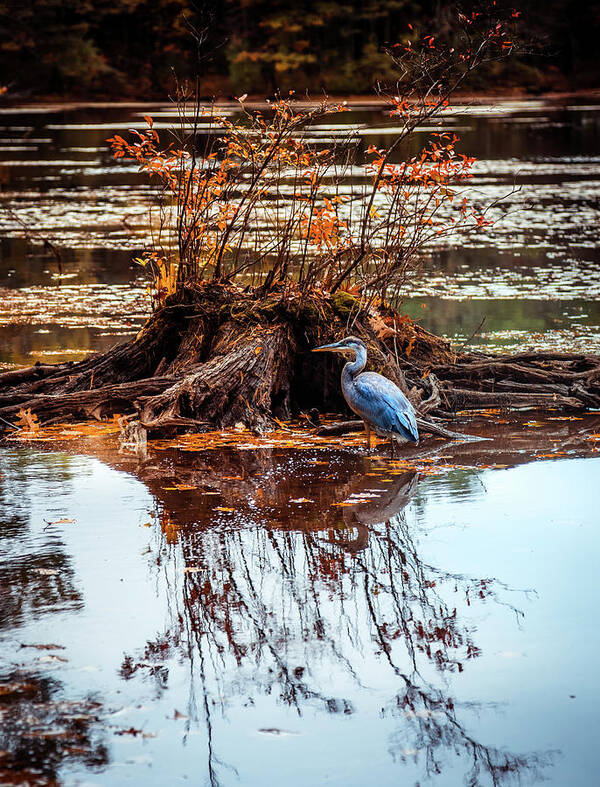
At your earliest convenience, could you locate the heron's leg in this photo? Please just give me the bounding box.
[364,422,371,450]
[390,438,395,459]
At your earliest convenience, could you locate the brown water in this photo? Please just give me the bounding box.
[1,98,600,785]
[1,98,600,366]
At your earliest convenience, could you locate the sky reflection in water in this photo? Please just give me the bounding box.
[1,433,599,786]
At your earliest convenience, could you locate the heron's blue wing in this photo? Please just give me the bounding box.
[349,372,418,442]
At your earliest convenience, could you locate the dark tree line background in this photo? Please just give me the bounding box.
[0,0,598,99]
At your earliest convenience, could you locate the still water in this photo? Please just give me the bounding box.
[1,98,600,365]
[1,97,600,785]
[1,416,599,785]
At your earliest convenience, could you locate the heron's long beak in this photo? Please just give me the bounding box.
[312,340,346,353]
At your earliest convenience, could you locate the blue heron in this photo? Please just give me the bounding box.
[313,336,419,450]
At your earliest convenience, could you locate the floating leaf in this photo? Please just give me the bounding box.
[9,418,121,443]
[44,518,76,526]
[15,408,39,434]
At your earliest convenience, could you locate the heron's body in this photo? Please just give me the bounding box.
[313,336,419,447]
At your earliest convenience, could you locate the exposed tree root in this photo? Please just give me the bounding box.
[316,418,487,442]
[138,324,293,432]
[0,283,598,438]
[0,378,175,427]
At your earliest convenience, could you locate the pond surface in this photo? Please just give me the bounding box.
[1,97,600,785]
[1,415,599,786]
[1,97,600,366]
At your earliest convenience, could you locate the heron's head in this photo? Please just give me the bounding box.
[312,336,367,358]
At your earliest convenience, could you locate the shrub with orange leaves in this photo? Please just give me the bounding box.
[108,6,519,307]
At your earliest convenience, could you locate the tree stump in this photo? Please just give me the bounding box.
[0,283,598,436]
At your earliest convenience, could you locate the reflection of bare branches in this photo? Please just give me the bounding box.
[385,682,552,786]
[118,459,551,786]
[0,670,108,785]
[1,204,63,276]
[186,583,237,787]
[0,453,83,630]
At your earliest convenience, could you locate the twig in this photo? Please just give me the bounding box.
[315,417,487,442]
[458,315,487,350]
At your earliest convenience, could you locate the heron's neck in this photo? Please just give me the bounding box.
[343,345,367,380]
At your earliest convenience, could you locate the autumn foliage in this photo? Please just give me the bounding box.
[12,7,594,441]
[108,7,518,309]
[2,1,594,99]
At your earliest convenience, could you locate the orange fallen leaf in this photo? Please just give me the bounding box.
[15,408,39,433]
[9,418,120,442]
[44,518,76,526]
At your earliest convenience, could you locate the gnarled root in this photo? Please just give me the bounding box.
[0,284,599,438]
[138,324,294,432]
